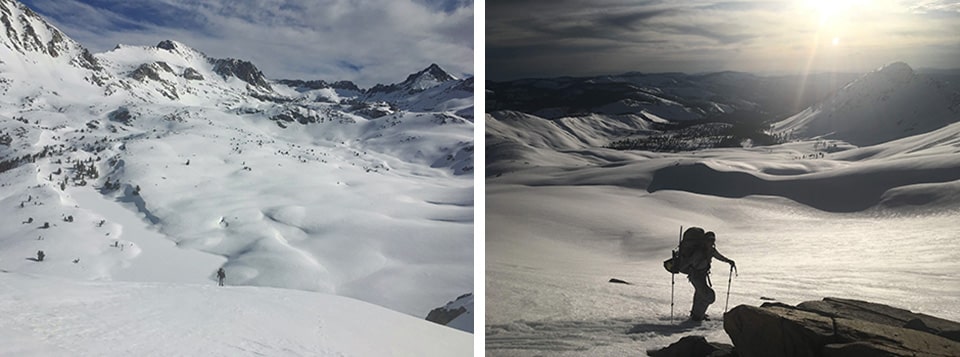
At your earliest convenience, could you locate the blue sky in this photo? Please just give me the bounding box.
[487,0,960,81]
[21,0,473,87]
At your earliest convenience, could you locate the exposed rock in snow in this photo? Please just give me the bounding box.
[277,79,361,92]
[723,298,960,357]
[647,335,734,357]
[426,292,473,333]
[210,58,272,90]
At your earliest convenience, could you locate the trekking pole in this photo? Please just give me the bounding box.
[724,265,737,313]
[671,226,681,323]
[670,266,675,323]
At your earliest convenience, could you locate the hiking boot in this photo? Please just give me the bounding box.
[690,314,710,322]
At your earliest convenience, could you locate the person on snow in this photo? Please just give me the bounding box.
[217,267,226,286]
[36,250,45,262]
[687,232,737,321]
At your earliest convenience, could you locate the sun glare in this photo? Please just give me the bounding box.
[832,37,840,46]
[805,0,870,25]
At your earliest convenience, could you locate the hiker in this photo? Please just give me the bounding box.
[665,227,736,321]
[36,250,45,262]
[217,268,226,286]
[685,230,735,321]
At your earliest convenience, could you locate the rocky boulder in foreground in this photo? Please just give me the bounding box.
[724,297,960,357]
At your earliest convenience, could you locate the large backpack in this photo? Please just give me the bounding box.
[663,227,713,274]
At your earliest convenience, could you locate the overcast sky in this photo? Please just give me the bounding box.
[488,0,960,81]
[21,0,473,87]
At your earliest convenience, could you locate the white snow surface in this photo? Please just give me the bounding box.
[486,98,960,354]
[0,272,472,356]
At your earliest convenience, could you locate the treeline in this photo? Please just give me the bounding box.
[607,115,787,152]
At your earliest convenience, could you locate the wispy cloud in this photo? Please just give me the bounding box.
[488,0,960,80]
[21,0,474,87]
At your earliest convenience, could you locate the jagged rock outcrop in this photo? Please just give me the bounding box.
[425,293,473,332]
[130,62,173,81]
[269,106,323,125]
[723,298,960,357]
[210,58,271,90]
[156,39,177,51]
[277,79,361,92]
[426,305,467,325]
[182,67,203,80]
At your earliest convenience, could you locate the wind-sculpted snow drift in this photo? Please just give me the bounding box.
[0,0,473,348]
[486,63,960,355]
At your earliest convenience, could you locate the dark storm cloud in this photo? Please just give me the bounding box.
[694,1,787,12]
[488,0,960,81]
[486,0,762,80]
[658,24,755,45]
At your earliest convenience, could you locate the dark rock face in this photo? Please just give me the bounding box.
[797,297,960,342]
[330,80,361,91]
[425,292,472,329]
[108,107,134,125]
[647,335,735,357]
[278,79,361,92]
[426,306,467,326]
[73,48,103,72]
[182,67,204,81]
[156,40,177,51]
[210,58,271,90]
[724,298,960,357]
[269,106,322,125]
[130,63,165,81]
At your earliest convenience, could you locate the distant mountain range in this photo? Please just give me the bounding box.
[487,61,960,153]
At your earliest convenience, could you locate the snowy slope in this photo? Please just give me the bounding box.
[485,110,662,176]
[486,64,960,355]
[774,62,960,146]
[0,0,473,341]
[0,272,472,356]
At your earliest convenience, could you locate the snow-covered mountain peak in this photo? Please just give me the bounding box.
[403,63,457,89]
[156,39,180,51]
[875,61,914,80]
[773,61,959,146]
[368,63,458,94]
[1,0,77,59]
[153,40,208,62]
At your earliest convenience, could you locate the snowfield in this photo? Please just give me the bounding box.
[485,63,960,355]
[0,272,472,356]
[486,130,960,356]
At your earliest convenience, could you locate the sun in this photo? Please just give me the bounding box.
[831,37,840,46]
